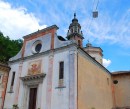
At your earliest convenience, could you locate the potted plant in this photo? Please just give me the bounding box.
[13,104,19,109]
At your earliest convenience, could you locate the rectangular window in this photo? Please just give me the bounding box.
[107,78,109,85]
[0,75,3,83]
[11,72,15,86]
[10,72,15,92]
[59,62,64,79]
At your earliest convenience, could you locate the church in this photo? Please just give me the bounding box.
[3,14,130,109]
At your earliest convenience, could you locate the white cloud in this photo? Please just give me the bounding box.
[0,0,129,48]
[82,8,130,47]
[0,1,47,39]
[103,58,111,68]
[47,0,130,48]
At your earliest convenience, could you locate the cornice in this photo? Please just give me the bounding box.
[23,25,59,39]
[9,43,78,64]
[20,73,46,86]
[66,33,84,39]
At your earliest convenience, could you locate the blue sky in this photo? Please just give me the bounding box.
[0,0,130,72]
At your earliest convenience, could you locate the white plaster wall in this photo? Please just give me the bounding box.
[9,32,52,62]
[41,77,47,109]
[40,55,48,109]
[37,83,42,108]
[54,34,71,49]
[4,62,20,108]
[4,29,79,109]
[19,56,46,78]
[17,79,24,109]
[51,49,70,109]
[4,53,50,109]
[24,33,51,57]
[37,55,48,109]
[17,55,49,109]
[4,44,77,109]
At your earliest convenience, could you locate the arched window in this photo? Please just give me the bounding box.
[78,28,79,33]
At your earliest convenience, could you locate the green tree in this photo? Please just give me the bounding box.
[0,32,23,63]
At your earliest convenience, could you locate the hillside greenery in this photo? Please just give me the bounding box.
[0,32,23,63]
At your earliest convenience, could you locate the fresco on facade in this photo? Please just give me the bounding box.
[28,60,42,75]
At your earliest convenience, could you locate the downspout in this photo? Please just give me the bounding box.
[111,76,116,108]
[77,49,79,109]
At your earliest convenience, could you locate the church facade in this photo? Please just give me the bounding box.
[3,14,130,109]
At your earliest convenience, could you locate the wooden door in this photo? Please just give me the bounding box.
[28,88,37,109]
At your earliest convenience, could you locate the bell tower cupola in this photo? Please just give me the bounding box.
[66,13,84,47]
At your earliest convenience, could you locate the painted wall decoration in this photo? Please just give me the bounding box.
[28,60,42,75]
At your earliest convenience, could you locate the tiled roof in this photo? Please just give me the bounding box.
[112,71,130,75]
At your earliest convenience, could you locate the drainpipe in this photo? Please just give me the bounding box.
[77,48,79,109]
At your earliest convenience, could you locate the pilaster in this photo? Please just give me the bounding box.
[69,48,77,109]
[14,61,23,104]
[46,51,54,109]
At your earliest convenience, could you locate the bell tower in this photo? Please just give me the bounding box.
[66,13,84,47]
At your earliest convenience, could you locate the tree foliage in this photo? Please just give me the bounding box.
[0,32,23,63]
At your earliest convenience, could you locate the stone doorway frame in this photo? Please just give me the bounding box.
[20,73,46,109]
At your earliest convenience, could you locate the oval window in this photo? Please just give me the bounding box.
[32,40,42,54]
[35,43,42,53]
[113,80,118,84]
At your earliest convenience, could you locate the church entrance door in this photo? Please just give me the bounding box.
[28,88,37,109]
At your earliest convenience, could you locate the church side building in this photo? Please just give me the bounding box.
[0,62,10,109]
[112,71,130,109]
[4,14,129,109]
